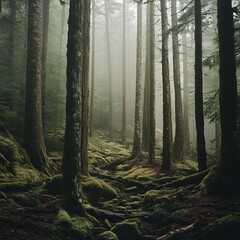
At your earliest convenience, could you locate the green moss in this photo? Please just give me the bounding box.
[116,166,157,181]
[149,208,169,223]
[82,176,118,202]
[143,190,170,208]
[111,220,142,240]
[99,231,119,240]
[199,215,240,240]
[170,209,189,223]
[55,209,94,239]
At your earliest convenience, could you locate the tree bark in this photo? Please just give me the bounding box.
[194,0,207,171]
[142,3,150,152]
[42,0,50,130]
[89,0,96,138]
[182,28,190,154]
[217,0,239,177]
[148,1,155,164]
[24,0,49,172]
[131,1,142,159]
[171,0,184,162]
[122,0,127,145]
[161,0,173,172]
[62,0,89,212]
[104,0,113,140]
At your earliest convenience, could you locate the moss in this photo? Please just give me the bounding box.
[198,215,240,240]
[170,209,189,223]
[143,190,170,208]
[116,166,157,181]
[13,193,40,207]
[0,191,7,201]
[99,231,119,240]
[55,209,94,239]
[149,208,169,223]
[126,201,141,209]
[111,220,142,240]
[45,174,63,195]
[82,176,118,202]
[38,194,57,204]
[124,186,137,192]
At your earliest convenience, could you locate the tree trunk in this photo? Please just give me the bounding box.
[81,0,90,175]
[161,0,173,172]
[122,0,127,145]
[62,0,89,212]
[24,0,49,172]
[131,1,142,159]
[182,28,190,154]
[148,1,155,164]
[42,0,50,130]
[217,0,239,177]
[8,0,16,110]
[171,0,184,162]
[215,121,221,156]
[104,0,113,140]
[89,0,96,138]
[142,3,150,152]
[194,0,207,171]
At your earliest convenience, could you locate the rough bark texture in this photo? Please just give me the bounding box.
[89,0,95,138]
[182,28,190,154]
[218,0,239,178]
[42,0,50,130]
[215,121,221,157]
[194,0,207,171]
[148,1,155,164]
[81,1,90,175]
[62,0,88,212]
[142,3,150,152]
[161,0,173,172]
[24,0,49,172]
[131,1,142,159]
[104,0,113,140]
[8,0,16,110]
[122,0,127,145]
[171,0,184,162]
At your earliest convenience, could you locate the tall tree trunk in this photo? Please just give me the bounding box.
[218,0,239,177]
[142,3,150,152]
[131,1,142,159]
[182,28,190,154]
[161,0,173,172]
[215,121,221,156]
[62,0,89,212]
[194,0,207,171]
[89,0,96,138]
[8,0,16,110]
[42,0,50,130]
[122,0,127,145]
[24,0,49,172]
[81,0,90,175]
[104,0,113,140]
[171,0,184,162]
[148,1,155,164]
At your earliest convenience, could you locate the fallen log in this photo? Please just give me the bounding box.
[100,156,132,170]
[155,170,209,190]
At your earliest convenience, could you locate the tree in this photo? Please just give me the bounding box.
[217,0,239,181]
[104,0,113,140]
[142,3,150,152]
[171,0,184,162]
[122,0,127,145]
[148,1,155,164]
[194,0,207,171]
[42,0,50,129]
[24,0,49,172]
[62,0,90,210]
[131,0,142,159]
[182,27,190,154]
[161,0,173,172]
[89,0,96,138]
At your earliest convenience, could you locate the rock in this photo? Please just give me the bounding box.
[99,231,119,240]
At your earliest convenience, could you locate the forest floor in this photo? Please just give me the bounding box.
[0,134,240,240]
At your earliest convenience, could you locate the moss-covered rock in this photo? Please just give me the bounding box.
[198,215,240,240]
[99,231,119,240]
[148,207,169,223]
[111,219,142,240]
[55,209,94,239]
[170,209,189,223]
[82,176,118,202]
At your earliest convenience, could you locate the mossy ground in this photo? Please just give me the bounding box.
[0,134,240,240]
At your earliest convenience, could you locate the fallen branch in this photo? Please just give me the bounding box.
[155,170,209,190]
[157,223,195,240]
[100,156,132,170]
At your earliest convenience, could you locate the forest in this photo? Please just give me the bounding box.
[0,0,240,239]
